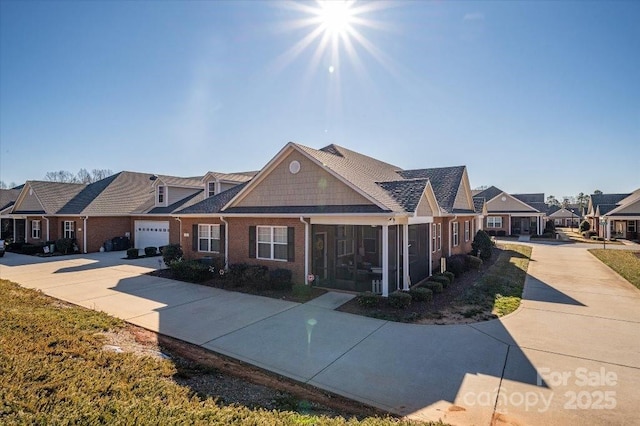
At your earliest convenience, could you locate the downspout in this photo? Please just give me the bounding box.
[299,217,309,285]
[42,216,50,242]
[83,216,88,253]
[174,217,182,246]
[220,216,229,269]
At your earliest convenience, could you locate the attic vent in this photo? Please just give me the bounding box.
[289,160,301,174]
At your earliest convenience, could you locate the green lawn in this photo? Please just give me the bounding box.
[588,249,640,289]
[0,279,431,426]
[460,244,532,316]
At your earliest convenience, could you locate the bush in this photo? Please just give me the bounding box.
[269,268,293,291]
[169,259,212,282]
[497,230,506,237]
[579,220,591,232]
[144,246,158,256]
[227,263,249,286]
[466,255,483,270]
[126,248,139,259]
[21,243,43,255]
[428,275,450,288]
[388,291,412,309]
[582,230,597,238]
[421,281,443,294]
[409,287,433,303]
[357,291,381,307]
[55,238,74,254]
[243,265,270,290]
[487,230,497,236]
[472,230,494,261]
[198,255,225,273]
[446,254,466,277]
[162,244,183,265]
[442,271,455,283]
[591,236,605,241]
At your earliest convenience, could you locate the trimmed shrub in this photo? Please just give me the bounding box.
[21,243,43,256]
[269,268,293,291]
[169,259,212,283]
[428,275,450,288]
[55,238,74,254]
[388,291,412,309]
[496,230,506,237]
[144,246,158,256]
[357,291,381,307]
[466,255,483,270]
[126,248,139,259]
[198,255,225,272]
[442,271,455,283]
[487,230,497,236]
[227,263,249,286]
[243,265,269,288]
[579,220,591,232]
[409,287,433,303]
[582,230,597,238]
[446,254,466,277]
[161,244,183,265]
[421,281,443,294]
[472,230,494,261]
[591,236,605,241]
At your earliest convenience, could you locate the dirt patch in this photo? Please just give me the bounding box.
[337,248,501,324]
[99,324,387,419]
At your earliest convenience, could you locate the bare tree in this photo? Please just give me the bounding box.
[76,168,92,184]
[0,181,6,189]
[44,170,77,183]
[90,169,112,182]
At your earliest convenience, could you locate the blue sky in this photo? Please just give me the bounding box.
[1,1,638,199]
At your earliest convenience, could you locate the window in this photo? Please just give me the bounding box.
[452,222,459,246]
[32,220,41,239]
[432,223,437,252]
[257,226,288,261]
[487,217,503,228]
[63,221,75,239]
[437,223,442,251]
[198,224,220,252]
[628,221,637,233]
[208,182,216,198]
[157,186,165,204]
[464,221,470,242]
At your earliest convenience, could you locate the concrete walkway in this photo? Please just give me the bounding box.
[1,245,639,425]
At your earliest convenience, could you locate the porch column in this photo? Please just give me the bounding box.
[402,224,410,291]
[382,224,389,297]
[428,224,433,277]
[13,219,16,242]
[508,216,512,235]
[606,220,611,240]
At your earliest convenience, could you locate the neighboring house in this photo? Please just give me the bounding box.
[547,205,581,227]
[587,190,639,241]
[0,187,23,241]
[176,142,480,297]
[473,186,547,236]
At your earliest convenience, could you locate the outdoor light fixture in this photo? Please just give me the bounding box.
[600,217,608,249]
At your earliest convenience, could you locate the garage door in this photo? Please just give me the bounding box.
[134,220,170,249]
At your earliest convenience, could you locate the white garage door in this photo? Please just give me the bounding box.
[134,220,170,249]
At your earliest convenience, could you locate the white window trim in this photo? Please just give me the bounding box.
[487,216,503,228]
[437,223,442,251]
[64,221,75,239]
[32,220,41,239]
[198,224,220,253]
[257,225,288,262]
[453,222,459,247]
[207,181,216,198]
[157,186,166,205]
[432,223,437,253]
[464,220,470,242]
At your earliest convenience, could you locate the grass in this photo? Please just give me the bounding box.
[0,279,432,426]
[460,244,532,317]
[588,249,640,289]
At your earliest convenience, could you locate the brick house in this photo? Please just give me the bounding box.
[473,186,547,236]
[586,190,639,241]
[176,142,480,296]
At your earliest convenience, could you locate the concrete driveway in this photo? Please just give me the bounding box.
[1,244,638,425]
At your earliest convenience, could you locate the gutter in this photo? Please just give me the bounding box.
[300,217,309,284]
[83,216,88,253]
[220,216,229,269]
[41,216,50,242]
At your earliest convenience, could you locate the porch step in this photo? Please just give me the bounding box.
[518,235,531,242]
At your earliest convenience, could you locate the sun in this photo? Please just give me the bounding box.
[316,0,355,38]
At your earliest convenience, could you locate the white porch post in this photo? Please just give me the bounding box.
[382,224,389,297]
[508,216,512,235]
[13,219,16,242]
[402,223,410,291]
[428,224,433,277]
[606,220,611,240]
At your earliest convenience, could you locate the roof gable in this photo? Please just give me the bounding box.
[398,166,468,213]
[484,191,540,213]
[14,181,86,214]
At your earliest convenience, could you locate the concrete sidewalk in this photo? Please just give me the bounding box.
[1,246,639,425]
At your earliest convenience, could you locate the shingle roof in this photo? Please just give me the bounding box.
[376,179,429,212]
[397,166,466,213]
[177,183,249,214]
[205,171,256,183]
[513,193,544,204]
[17,181,86,214]
[473,197,485,214]
[155,175,203,188]
[0,189,21,212]
[224,205,388,214]
[473,186,503,202]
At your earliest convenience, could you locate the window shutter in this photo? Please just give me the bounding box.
[287,227,295,262]
[249,226,256,258]
[61,221,65,238]
[192,224,198,251]
[220,224,226,253]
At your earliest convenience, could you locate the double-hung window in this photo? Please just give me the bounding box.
[157,186,165,204]
[32,220,41,239]
[198,224,220,252]
[432,223,437,252]
[208,182,216,198]
[63,221,75,239]
[464,221,470,242]
[257,226,288,261]
[437,223,442,251]
[452,222,459,246]
[628,221,637,233]
[487,217,502,228]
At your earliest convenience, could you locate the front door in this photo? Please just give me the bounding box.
[313,232,328,281]
[521,219,530,235]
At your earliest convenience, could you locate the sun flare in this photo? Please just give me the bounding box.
[317,1,354,37]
